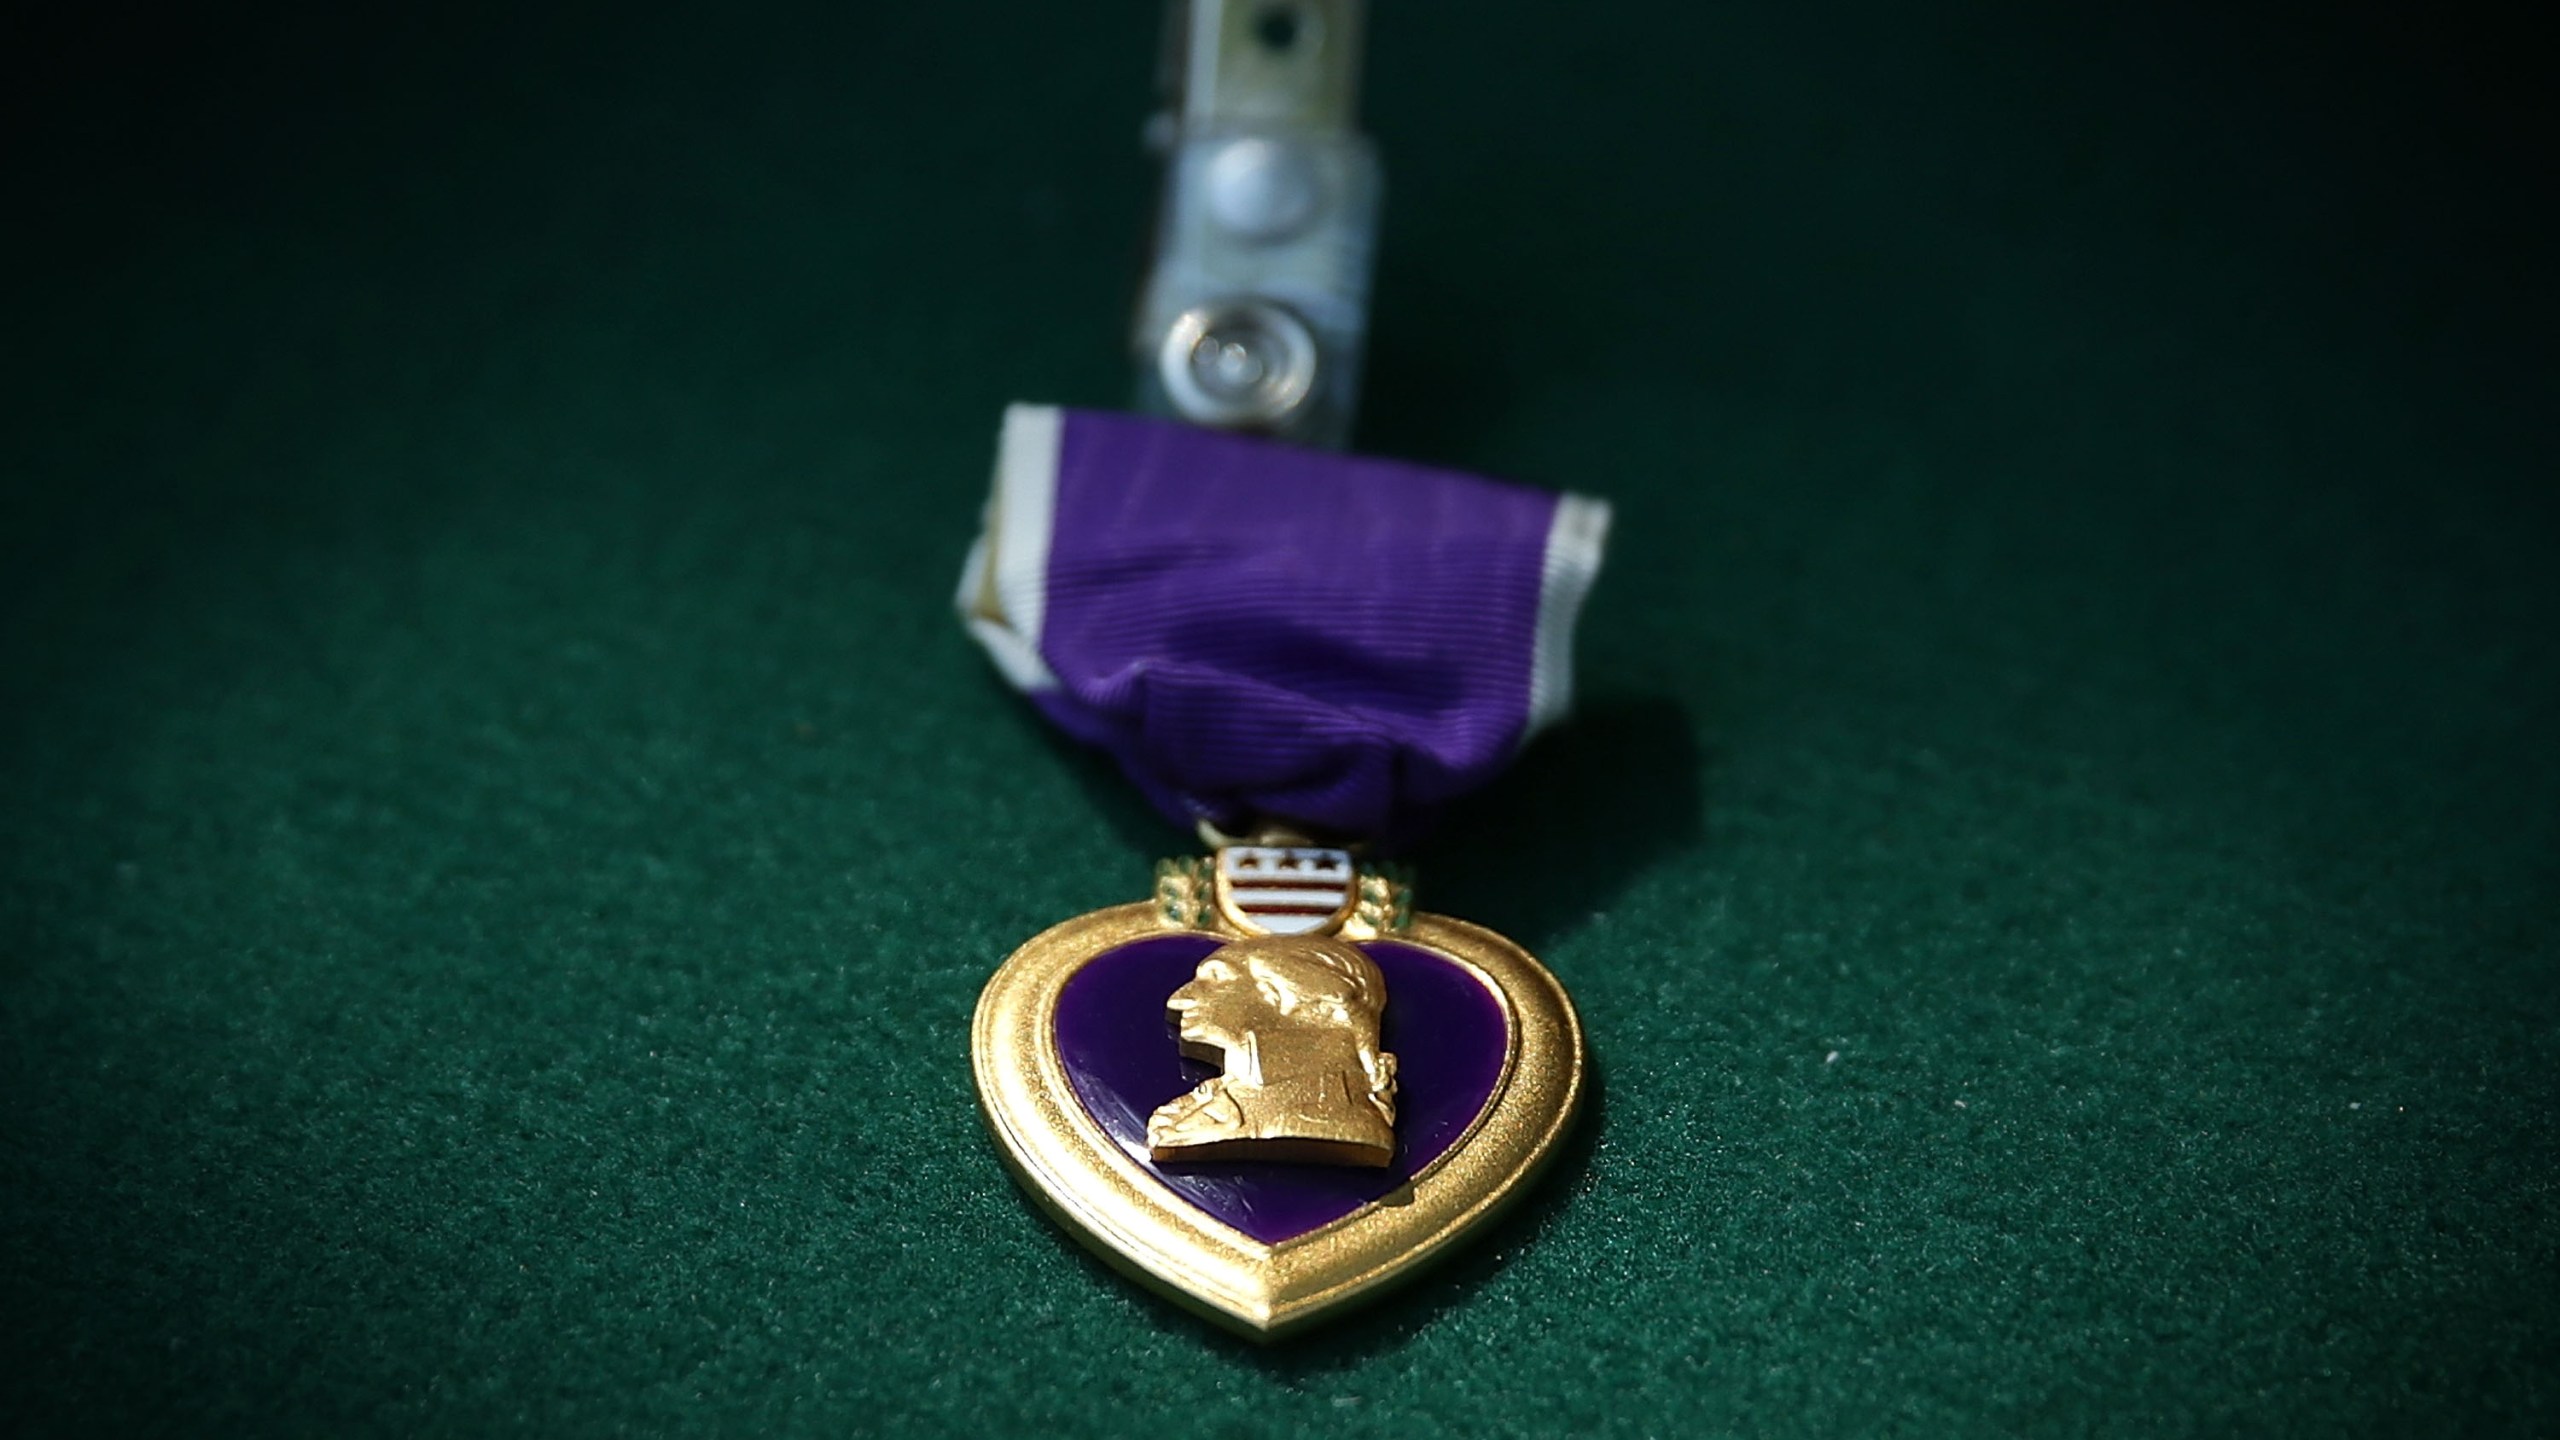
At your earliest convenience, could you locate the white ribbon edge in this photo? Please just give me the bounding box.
[955,404,1065,694]
[1525,491,1614,739]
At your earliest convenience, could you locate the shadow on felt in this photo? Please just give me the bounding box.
[1420,694,1707,952]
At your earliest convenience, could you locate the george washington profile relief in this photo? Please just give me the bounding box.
[1145,935,1398,1168]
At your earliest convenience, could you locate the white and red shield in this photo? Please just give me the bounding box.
[1212,846,1355,936]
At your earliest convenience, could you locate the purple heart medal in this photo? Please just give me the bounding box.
[957,1,1611,1339]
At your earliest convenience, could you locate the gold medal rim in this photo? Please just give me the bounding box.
[972,901,1584,1339]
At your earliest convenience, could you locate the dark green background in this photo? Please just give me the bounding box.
[5,2,2553,1434]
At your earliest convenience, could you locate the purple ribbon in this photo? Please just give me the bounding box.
[959,407,1609,843]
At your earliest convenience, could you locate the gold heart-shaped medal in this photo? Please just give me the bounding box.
[972,844,1582,1338]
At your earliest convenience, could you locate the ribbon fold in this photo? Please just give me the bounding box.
[958,406,1609,844]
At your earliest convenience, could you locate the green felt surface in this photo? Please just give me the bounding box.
[5,2,2555,1434]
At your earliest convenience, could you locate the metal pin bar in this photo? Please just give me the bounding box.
[1135,0,1381,448]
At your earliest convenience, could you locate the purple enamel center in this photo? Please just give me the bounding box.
[1053,934,1511,1245]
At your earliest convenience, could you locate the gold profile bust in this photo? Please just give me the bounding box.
[1146,935,1399,1168]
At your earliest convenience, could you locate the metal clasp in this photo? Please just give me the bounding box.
[1136,0,1381,449]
